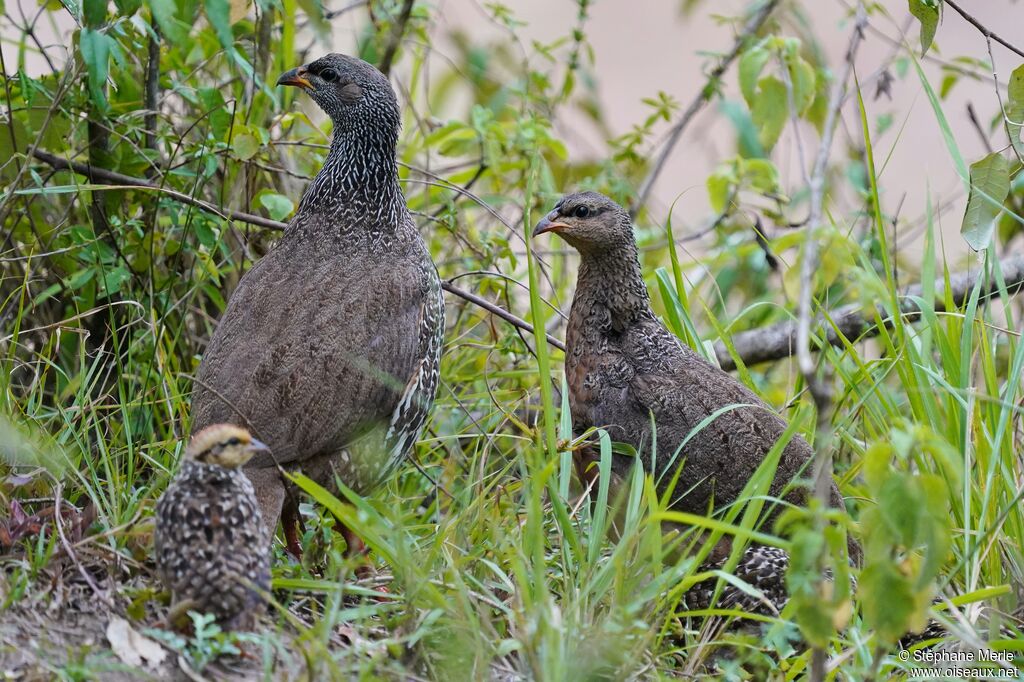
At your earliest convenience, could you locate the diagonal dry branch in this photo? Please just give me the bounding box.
[26,148,1024,370]
[717,253,1024,371]
[631,0,781,218]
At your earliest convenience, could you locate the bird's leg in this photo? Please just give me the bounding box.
[281,492,304,560]
[339,523,372,580]
[573,443,601,493]
[166,597,200,633]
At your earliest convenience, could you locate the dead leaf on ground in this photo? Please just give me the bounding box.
[106,616,168,670]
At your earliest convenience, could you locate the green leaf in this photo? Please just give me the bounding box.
[738,42,770,106]
[791,56,817,114]
[751,76,787,150]
[83,0,106,27]
[232,133,259,160]
[147,0,186,43]
[960,152,1011,251]
[258,192,294,221]
[79,28,111,110]
[908,0,939,56]
[706,171,733,214]
[739,158,779,194]
[1006,63,1024,159]
[205,0,234,49]
[859,561,919,644]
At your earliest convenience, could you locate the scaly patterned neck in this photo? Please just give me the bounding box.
[293,125,405,238]
[573,243,653,332]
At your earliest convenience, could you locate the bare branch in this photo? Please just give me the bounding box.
[378,0,416,77]
[717,252,1024,371]
[29,147,1022,374]
[32,149,287,231]
[944,0,1024,60]
[632,0,781,219]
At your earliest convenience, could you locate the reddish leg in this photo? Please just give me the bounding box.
[339,523,373,580]
[282,494,304,559]
[574,444,601,493]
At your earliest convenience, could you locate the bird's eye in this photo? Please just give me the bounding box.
[319,68,339,83]
[225,437,240,446]
[573,205,591,219]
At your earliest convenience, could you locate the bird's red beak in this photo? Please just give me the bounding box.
[532,215,570,237]
[277,66,313,91]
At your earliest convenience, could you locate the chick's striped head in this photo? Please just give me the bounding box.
[186,424,269,468]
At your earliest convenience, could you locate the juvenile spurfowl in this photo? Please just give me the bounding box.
[534,191,851,613]
[191,54,444,557]
[155,425,271,630]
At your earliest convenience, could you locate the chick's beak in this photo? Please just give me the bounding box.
[247,438,271,454]
[277,66,313,91]
[532,212,570,238]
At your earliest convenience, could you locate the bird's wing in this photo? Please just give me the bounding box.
[621,324,812,511]
[191,242,435,468]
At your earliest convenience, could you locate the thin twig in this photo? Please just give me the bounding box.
[29,146,1024,371]
[52,483,114,609]
[793,6,867,680]
[718,251,1024,370]
[632,0,780,218]
[944,0,1024,60]
[144,21,161,156]
[795,2,867,482]
[31,149,287,230]
[441,280,566,352]
[966,102,994,154]
[377,0,416,77]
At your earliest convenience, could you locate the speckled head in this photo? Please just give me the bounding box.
[186,424,270,468]
[277,53,400,143]
[532,191,635,256]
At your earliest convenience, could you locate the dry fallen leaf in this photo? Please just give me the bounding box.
[106,616,168,670]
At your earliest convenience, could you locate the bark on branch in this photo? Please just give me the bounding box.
[28,148,1023,371]
[716,253,1024,371]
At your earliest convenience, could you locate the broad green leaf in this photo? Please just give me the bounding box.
[740,157,779,194]
[79,28,111,110]
[147,0,186,43]
[789,55,817,114]
[113,0,140,14]
[1006,63,1024,159]
[751,76,787,150]
[205,0,234,49]
[738,42,770,106]
[83,0,106,27]
[232,133,259,160]
[960,152,1011,250]
[859,561,921,644]
[706,171,732,213]
[258,192,294,220]
[908,0,939,56]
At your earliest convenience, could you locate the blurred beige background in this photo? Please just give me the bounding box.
[5,0,1022,262]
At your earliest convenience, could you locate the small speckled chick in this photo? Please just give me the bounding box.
[154,424,271,631]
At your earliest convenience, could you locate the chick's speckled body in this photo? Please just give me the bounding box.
[155,425,271,630]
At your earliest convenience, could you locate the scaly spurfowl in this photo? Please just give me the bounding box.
[533,191,854,614]
[191,54,445,559]
[155,424,271,630]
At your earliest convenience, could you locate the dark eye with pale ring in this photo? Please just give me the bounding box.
[225,437,240,446]
[573,205,591,219]
[319,68,339,83]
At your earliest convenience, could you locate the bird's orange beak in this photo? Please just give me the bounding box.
[532,214,570,237]
[277,66,313,91]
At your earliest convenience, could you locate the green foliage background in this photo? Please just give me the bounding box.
[1,0,1023,678]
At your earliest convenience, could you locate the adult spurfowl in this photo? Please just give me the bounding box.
[191,54,444,558]
[155,425,271,630]
[533,191,851,611]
